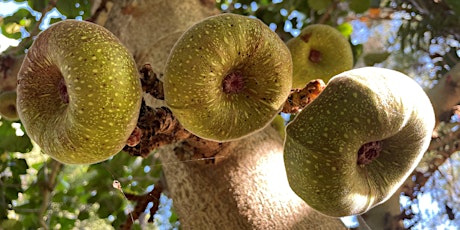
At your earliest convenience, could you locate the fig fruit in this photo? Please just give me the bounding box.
[284,67,434,217]
[164,13,292,141]
[0,91,19,121]
[17,20,142,164]
[287,24,353,89]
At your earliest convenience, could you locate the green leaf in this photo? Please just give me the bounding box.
[445,0,460,15]
[1,8,34,39]
[308,0,331,11]
[49,17,63,25]
[1,23,22,39]
[0,219,23,230]
[337,22,353,39]
[352,43,363,65]
[78,210,90,220]
[0,119,33,153]
[56,0,92,19]
[363,52,391,66]
[2,9,32,24]
[10,158,28,175]
[349,0,370,14]
[28,0,49,12]
[97,195,123,218]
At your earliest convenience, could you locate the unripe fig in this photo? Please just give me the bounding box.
[164,13,292,141]
[287,24,353,89]
[0,91,19,121]
[17,20,142,164]
[284,67,435,217]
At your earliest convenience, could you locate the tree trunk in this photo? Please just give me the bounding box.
[100,0,346,229]
[426,62,460,128]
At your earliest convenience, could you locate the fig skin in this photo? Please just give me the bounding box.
[164,13,292,142]
[287,24,353,89]
[17,20,142,164]
[284,67,435,217]
[0,91,19,121]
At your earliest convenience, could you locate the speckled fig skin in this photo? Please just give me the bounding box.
[0,91,19,121]
[284,67,435,217]
[17,20,142,164]
[164,13,292,142]
[287,24,353,89]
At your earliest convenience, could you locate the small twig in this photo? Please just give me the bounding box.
[401,129,460,201]
[120,182,163,229]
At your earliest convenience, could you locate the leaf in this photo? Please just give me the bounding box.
[0,219,23,230]
[2,9,32,24]
[349,0,370,14]
[28,0,49,12]
[445,0,460,15]
[337,22,353,39]
[352,43,363,65]
[1,23,22,39]
[49,17,63,25]
[308,0,332,11]
[0,8,33,39]
[10,158,28,175]
[0,119,33,153]
[56,0,82,18]
[363,52,391,66]
[97,195,123,218]
[78,210,90,220]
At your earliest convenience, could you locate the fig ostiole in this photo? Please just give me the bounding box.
[284,67,435,217]
[0,91,19,121]
[164,13,292,142]
[287,24,353,89]
[17,20,142,164]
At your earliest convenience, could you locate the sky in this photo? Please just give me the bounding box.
[0,0,63,52]
[0,1,24,52]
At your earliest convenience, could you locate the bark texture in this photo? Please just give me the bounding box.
[426,63,460,128]
[160,127,345,229]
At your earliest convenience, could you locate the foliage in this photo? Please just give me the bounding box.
[1,0,460,229]
[390,0,460,77]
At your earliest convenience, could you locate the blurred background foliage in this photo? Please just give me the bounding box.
[1,0,460,229]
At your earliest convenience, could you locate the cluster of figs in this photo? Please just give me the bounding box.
[6,13,434,217]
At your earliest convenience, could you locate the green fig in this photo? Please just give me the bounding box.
[17,20,142,164]
[284,67,434,217]
[287,24,353,89]
[0,91,19,121]
[164,13,292,142]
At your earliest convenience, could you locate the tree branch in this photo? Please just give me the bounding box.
[38,159,63,229]
[120,182,163,229]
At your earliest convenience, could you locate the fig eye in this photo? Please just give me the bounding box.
[284,67,435,217]
[286,24,353,89]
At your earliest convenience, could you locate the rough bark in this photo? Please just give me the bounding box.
[426,62,460,128]
[159,127,345,229]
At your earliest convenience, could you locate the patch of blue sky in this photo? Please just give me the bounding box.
[0,0,27,16]
[350,20,370,45]
[153,194,179,230]
[250,1,258,11]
